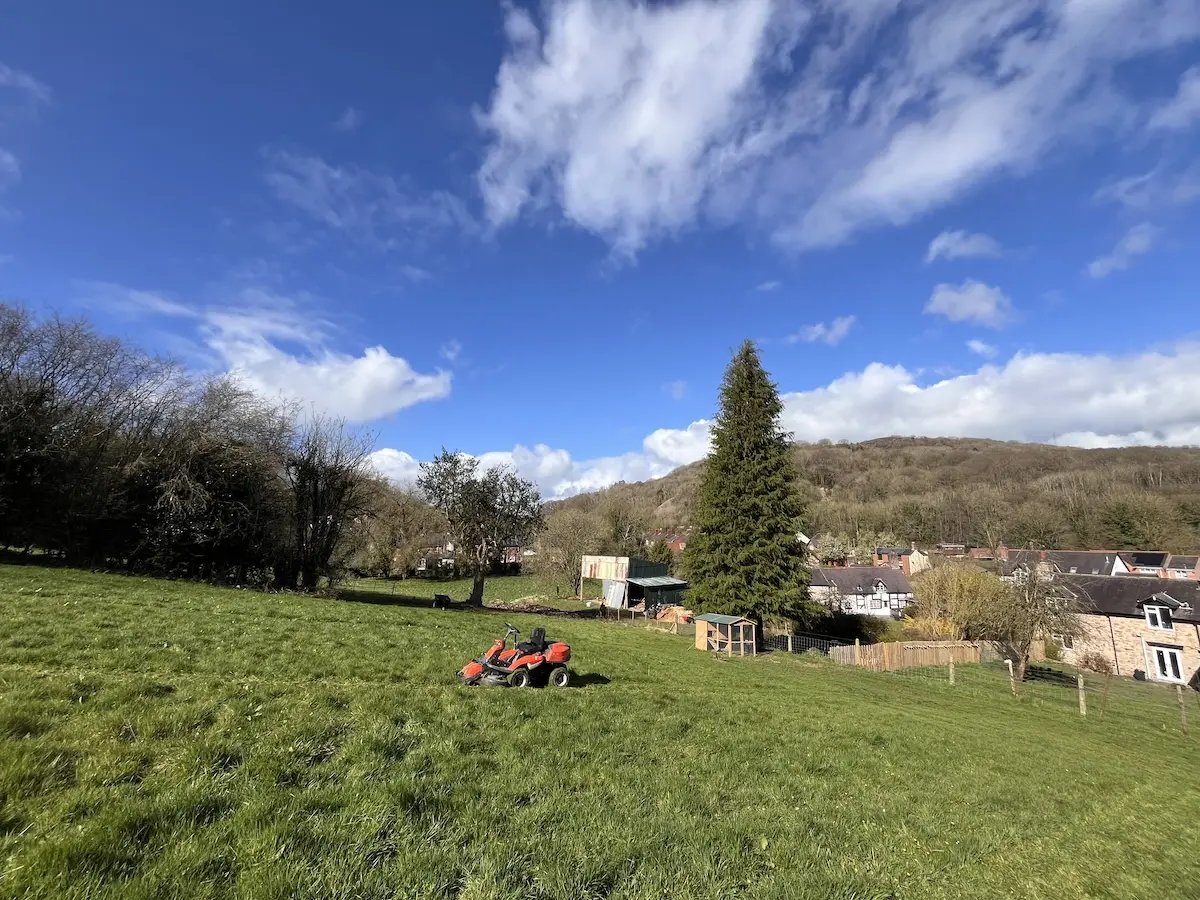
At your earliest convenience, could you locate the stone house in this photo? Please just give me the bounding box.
[1056,575,1200,686]
[810,566,914,619]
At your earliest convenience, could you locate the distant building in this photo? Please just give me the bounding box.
[1113,552,1171,578]
[1165,556,1200,580]
[415,533,456,577]
[580,555,684,608]
[873,545,931,577]
[810,566,914,619]
[1002,549,1122,577]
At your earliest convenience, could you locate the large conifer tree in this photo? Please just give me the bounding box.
[684,341,817,624]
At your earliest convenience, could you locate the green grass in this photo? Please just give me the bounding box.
[2,564,1199,899]
[354,574,604,611]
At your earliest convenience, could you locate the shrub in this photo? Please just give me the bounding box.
[1043,638,1061,662]
[1078,651,1113,675]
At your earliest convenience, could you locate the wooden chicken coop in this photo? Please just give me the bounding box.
[694,613,756,656]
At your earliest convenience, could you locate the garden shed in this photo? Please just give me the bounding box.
[627,575,688,608]
[694,613,756,656]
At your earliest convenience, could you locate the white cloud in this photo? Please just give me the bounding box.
[369,448,423,485]
[1095,167,1200,210]
[0,63,52,107]
[440,340,463,364]
[966,339,997,358]
[333,107,363,133]
[1086,223,1159,278]
[477,0,1200,256]
[925,229,1002,263]
[664,380,687,400]
[262,149,471,248]
[788,315,856,346]
[400,264,432,283]
[925,280,1012,328]
[84,282,451,423]
[0,62,51,212]
[1149,66,1200,131]
[0,149,19,190]
[756,280,781,292]
[377,342,1200,498]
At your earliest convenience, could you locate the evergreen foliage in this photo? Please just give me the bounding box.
[684,342,819,624]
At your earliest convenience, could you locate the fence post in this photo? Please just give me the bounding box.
[1006,659,1017,697]
[1099,673,1112,719]
[949,657,955,685]
[1077,673,1087,717]
[1178,685,1190,736]
[787,634,793,654]
[854,638,861,667]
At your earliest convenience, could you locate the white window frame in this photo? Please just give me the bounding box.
[1144,605,1174,631]
[1149,645,1185,683]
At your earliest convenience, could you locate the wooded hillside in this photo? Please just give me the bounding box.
[551,438,1200,553]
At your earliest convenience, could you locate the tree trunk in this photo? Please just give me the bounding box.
[467,571,486,607]
[1017,651,1029,684]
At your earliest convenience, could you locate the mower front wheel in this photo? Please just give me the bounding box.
[508,669,533,688]
[549,666,570,688]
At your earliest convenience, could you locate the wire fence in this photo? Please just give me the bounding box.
[840,650,1197,738]
[593,607,1196,739]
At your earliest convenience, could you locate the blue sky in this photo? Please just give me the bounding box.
[2,0,1200,498]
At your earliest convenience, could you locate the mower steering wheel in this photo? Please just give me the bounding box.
[505,623,520,635]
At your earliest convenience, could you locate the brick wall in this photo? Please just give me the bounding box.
[1062,613,1200,683]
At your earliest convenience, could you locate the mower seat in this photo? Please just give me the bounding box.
[516,626,547,655]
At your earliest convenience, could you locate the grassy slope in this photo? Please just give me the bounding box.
[355,575,605,610]
[1,566,1198,900]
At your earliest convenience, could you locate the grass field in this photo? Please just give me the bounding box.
[2,565,1199,899]
[351,575,604,611]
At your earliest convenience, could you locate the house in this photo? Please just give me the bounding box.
[647,529,691,552]
[1055,575,1200,685]
[873,545,931,577]
[1112,551,1171,578]
[1002,549,1122,577]
[1165,556,1200,580]
[415,533,456,577]
[937,543,967,557]
[809,566,914,619]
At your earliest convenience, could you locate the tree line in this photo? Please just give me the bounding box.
[551,438,1200,554]
[0,303,544,594]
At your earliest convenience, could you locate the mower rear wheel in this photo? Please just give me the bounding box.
[508,669,533,688]
[549,666,570,688]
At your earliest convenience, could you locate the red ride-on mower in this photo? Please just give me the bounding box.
[458,624,571,688]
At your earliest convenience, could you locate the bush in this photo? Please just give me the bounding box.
[1078,651,1113,675]
[1043,638,1061,661]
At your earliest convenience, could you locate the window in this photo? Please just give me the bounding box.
[1069,566,1078,573]
[1051,632,1074,650]
[1150,645,1184,683]
[1145,606,1174,631]
[870,595,883,610]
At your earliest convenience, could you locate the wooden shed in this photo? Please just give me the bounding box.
[694,613,756,656]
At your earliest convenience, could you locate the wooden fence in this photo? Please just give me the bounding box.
[830,640,1045,672]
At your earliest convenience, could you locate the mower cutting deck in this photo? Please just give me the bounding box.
[458,624,571,687]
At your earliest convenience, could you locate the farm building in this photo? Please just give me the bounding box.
[694,613,757,656]
[580,555,680,609]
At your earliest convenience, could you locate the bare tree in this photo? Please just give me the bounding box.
[283,415,375,590]
[537,508,603,595]
[418,449,543,606]
[985,565,1082,682]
